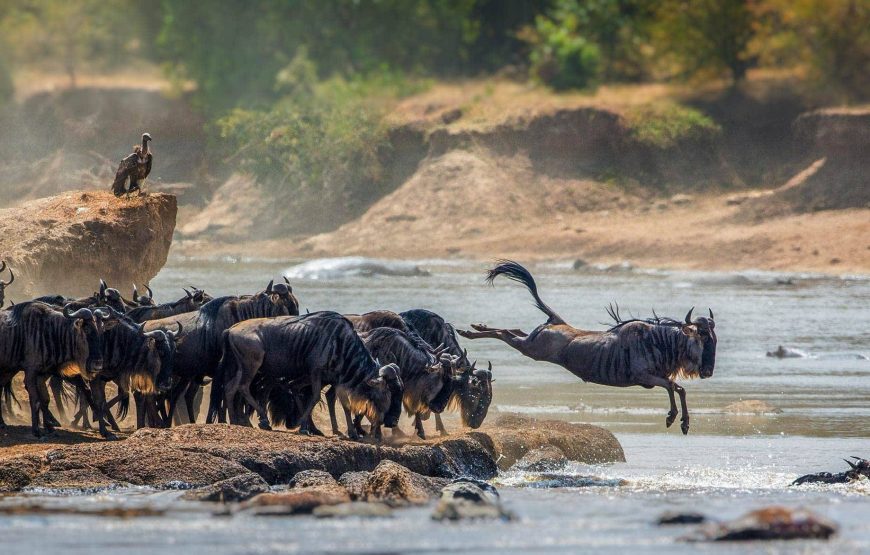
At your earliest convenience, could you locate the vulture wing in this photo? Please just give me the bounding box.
[111,153,138,197]
[143,152,153,179]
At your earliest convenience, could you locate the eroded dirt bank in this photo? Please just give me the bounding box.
[0,190,176,298]
[0,416,624,492]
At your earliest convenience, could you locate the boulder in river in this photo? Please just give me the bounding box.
[687,506,838,542]
[431,478,514,521]
[363,460,448,506]
[0,190,176,298]
[512,445,568,472]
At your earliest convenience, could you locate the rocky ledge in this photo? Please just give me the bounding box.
[0,416,624,495]
[0,190,176,298]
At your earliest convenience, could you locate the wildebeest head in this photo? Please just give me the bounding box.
[0,260,13,308]
[681,308,717,379]
[133,283,156,306]
[844,457,870,481]
[98,279,126,312]
[148,323,181,393]
[361,362,404,428]
[452,359,493,429]
[265,277,300,316]
[64,305,107,375]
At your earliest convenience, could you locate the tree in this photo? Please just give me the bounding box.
[652,0,755,84]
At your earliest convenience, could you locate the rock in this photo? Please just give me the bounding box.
[338,471,371,501]
[290,469,338,488]
[25,467,126,492]
[0,455,44,492]
[766,346,807,358]
[241,485,351,515]
[181,472,270,502]
[431,479,514,521]
[481,414,625,470]
[0,190,176,297]
[670,193,693,205]
[572,259,588,270]
[723,400,783,415]
[314,502,394,519]
[688,506,838,542]
[363,460,448,506]
[441,108,463,125]
[512,445,567,472]
[658,512,707,525]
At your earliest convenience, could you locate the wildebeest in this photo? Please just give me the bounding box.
[326,326,457,439]
[345,310,411,333]
[78,307,180,438]
[400,309,493,434]
[0,260,14,309]
[126,287,211,323]
[132,283,156,307]
[35,279,130,313]
[217,311,403,439]
[792,457,870,485]
[144,280,299,425]
[0,302,107,436]
[457,260,717,434]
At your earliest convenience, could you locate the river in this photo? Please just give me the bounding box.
[1,257,868,553]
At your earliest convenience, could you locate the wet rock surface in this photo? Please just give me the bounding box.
[658,512,707,525]
[432,478,514,521]
[181,472,270,502]
[0,418,624,494]
[687,507,838,542]
[512,445,568,472]
[313,502,394,519]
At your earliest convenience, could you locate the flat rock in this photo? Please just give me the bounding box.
[363,460,448,506]
[181,472,270,502]
[688,507,838,542]
[314,502,394,519]
[512,445,567,472]
[241,485,351,515]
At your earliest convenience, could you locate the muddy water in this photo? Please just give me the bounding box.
[2,258,867,553]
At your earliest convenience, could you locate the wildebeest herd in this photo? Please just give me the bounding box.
[0,258,718,442]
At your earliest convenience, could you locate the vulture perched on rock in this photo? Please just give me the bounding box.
[111,133,153,197]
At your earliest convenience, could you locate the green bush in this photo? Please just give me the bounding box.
[625,103,721,149]
[528,18,601,90]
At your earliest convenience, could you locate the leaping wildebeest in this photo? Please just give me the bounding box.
[457,260,717,434]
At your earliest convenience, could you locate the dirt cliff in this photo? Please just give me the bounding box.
[0,190,176,298]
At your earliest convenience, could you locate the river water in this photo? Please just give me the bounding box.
[2,257,868,553]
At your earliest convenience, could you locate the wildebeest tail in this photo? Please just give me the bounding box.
[486,260,565,325]
[266,385,303,429]
[49,375,75,421]
[1,380,19,417]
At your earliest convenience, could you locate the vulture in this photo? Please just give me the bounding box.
[111,133,153,198]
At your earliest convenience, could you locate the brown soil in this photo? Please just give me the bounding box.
[0,190,176,297]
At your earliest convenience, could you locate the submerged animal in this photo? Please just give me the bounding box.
[792,457,870,485]
[111,132,153,198]
[458,260,717,434]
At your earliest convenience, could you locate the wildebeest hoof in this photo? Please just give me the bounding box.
[258,421,272,431]
[666,411,677,427]
[102,432,119,441]
[681,419,690,435]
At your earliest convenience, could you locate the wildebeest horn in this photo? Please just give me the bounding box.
[0,265,12,286]
[170,321,183,337]
[844,459,858,470]
[136,321,146,333]
[145,284,154,299]
[487,361,492,371]
[132,283,139,299]
[99,279,108,296]
[265,279,274,294]
[283,276,293,292]
[0,260,5,273]
[64,306,93,319]
[471,360,477,370]
[685,307,694,324]
[183,288,192,299]
[708,308,714,320]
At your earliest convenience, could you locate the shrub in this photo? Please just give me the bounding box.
[625,103,721,149]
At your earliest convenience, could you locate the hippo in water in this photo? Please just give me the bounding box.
[792,457,870,485]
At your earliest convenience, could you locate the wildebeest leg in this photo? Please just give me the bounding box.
[135,392,146,428]
[183,382,199,424]
[24,369,44,437]
[324,386,341,436]
[239,382,270,430]
[634,373,687,434]
[665,386,678,428]
[673,382,690,435]
[37,377,61,429]
[434,413,448,436]
[90,380,117,440]
[342,404,359,440]
[413,414,426,439]
[296,378,321,436]
[352,414,367,437]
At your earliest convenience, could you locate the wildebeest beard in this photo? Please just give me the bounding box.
[342,373,403,428]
